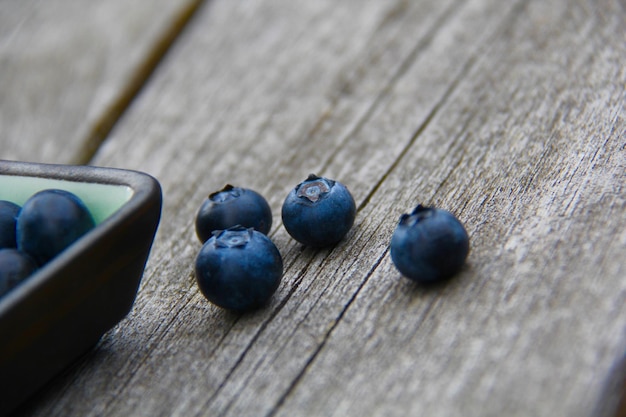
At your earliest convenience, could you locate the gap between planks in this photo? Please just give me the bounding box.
[76,0,206,165]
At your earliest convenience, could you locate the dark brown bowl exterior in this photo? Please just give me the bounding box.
[0,161,162,416]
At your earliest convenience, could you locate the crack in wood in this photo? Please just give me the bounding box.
[77,0,207,165]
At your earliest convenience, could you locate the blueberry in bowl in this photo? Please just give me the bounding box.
[390,204,469,284]
[0,249,38,297]
[281,174,356,247]
[17,189,96,266]
[195,226,283,312]
[0,160,162,415]
[0,200,20,249]
[195,184,272,243]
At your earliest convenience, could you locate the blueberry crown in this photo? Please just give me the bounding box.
[296,174,335,203]
[213,225,252,248]
[399,204,434,226]
[209,184,241,202]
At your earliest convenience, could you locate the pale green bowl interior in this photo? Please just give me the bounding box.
[0,175,133,224]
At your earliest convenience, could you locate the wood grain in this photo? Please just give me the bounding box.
[0,0,202,164]
[8,0,626,416]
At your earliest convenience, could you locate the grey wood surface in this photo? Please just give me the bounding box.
[3,0,626,416]
[0,0,202,164]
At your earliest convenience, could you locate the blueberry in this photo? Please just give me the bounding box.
[195,226,283,312]
[281,174,356,247]
[195,185,273,243]
[17,189,95,265]
[0,249,38,297]
[390,205,469,283]
[0,200,21,249]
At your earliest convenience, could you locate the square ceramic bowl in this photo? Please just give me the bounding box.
[0,160,162,415]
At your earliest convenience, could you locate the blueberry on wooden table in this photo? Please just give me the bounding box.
[281,174,356,247]
[0,200,21,249]
[390,205,469,283]
[195,226,283,312]
[16,189,95,265]
[195,185,273,243]
[0,248,38,297]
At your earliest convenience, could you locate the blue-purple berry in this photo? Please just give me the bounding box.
[17,189,95,265]
[390,205,469,283]
[0,248,38,297]
[195,185,272,243]
[195,226,283,312]
[0,200,20,249]
[281,174,356,247]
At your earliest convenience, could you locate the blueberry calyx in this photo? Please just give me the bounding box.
[296,174,334,203]
[209,184,239,202]
[214,226,252,248]
[398,204,433,227]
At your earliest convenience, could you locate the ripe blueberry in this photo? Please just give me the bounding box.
[281,174,356,247]
[195,185,272,243]
[0,248,38,297]
[0,200,20,249]
[195,226,283,312]
[390,205,469,283]
[17,189,95,265]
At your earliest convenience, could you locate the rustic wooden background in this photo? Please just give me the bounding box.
[1,0,625,416]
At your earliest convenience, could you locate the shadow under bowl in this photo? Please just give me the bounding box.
[0,160,162,415]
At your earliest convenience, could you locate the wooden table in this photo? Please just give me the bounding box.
[2,0,625,416]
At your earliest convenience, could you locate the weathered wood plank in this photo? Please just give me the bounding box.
[13,0,626,416]
[273,1,626,415]
[0,0,202,164]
